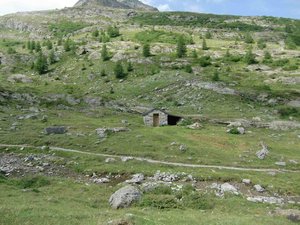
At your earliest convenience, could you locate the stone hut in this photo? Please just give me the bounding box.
[142,109,182,127]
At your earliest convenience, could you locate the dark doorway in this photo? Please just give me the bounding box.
[153,113,160,127]
[168,115,182,126]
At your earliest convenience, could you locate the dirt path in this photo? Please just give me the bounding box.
[0,144,299,173]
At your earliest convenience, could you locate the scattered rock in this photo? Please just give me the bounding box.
[256,142,269,160]
[125,174,144,184]
[179,144,187,152]
[121,156,133,162]
[7,74,32,83]
[242,179,251,185]
[269,121,300,131]
[153,171,180,182]
[247,196,283,205]
[109,185,142,209]
[254,184,265,193]
[105,158,116,163]
[211,183,239,196]
[275,161,286,166]
[187,122,202,129]
[93,177,110,184]
[44,126,67,135]
[96,127,130,139]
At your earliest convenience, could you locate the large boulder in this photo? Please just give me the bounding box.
[109,185,142,209]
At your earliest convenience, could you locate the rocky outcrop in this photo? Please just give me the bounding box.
[44,126,67,135]
[109,185,142,209]
[74,0,158,11]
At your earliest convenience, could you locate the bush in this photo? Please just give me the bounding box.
[17,176,50,189]
[107,26,120,38]
[143,43,151,57]
[139,195,181,209]
[182,193,215,210]
[228,127,240,134]
[278,107,299,118]
[114,62,126,79]
[257,39,267,49]
[272,59,289,67]
[244,49,257,65]
[199,55,212,67]
[184,65,193,73]
[283,63,298,71]
[101,44,110,61]
[177,36,187,58]
[212,70,220,81]
[244,33,254,44]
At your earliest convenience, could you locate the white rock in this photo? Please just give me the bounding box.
[254,184,265,192]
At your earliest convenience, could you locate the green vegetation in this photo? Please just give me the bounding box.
[142,43,151,57]
[176,36,187,58]
[49,20,88,37]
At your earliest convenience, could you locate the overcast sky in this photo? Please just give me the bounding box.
[0,0,299,19]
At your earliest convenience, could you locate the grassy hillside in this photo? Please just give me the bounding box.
[0,6,300,225]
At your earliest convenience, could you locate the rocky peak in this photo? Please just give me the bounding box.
[73,0,158,11]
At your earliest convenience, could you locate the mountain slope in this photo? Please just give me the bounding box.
[74,0,158,11]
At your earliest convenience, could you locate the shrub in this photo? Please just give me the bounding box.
[143,43,151,57]
[34,52,48,74]
[184,64,193,73]
[228,127,240,134]
[139,195,181,209]
[114,62,126,79]
[244,33,254,44]
[101,44,110,61]
[17,176,50,189]
[127,62,134,72]
[257,39,267,49]
[199,55,212,67]
[177,36,187,58]
[283,63,298,71]
[244,49,257,65]
[212,70,220,81]
[278,107,299,118]
[107,26,120,38]
[202,38,208,50]
[182,193,215,210]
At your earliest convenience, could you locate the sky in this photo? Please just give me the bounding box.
[0,0,299,19]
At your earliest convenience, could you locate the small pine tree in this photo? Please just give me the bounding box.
[64,39,71,52]
[114,62,125,79]
[31,41,36,50]
[100,69,107,77]
[212,70,220,81]
[202,38,208,50]
[184,65,193,73]
[127,62,133,72]
[244,33,254,44]
[262,51,272,64]
[34,52,48,74]
[92,30,99,37]
[101,44,110,61]
[46,40,53,50]
[35,42,41,52]
[48,50,56,64]
[27,41,31,50]
[244,49,257,65]
[143,43,151,57]
[107,26,120,38]
[176,36,187,58]
[257,39,266,49]
[192,49,198,59]
[205,31,212,39]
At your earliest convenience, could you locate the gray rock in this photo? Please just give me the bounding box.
[126,173,144,184]
[254,184,265,193]
[109,185,142,209]
[153,171,180,182]
[7,74,32,83]
[105,158,116,163]
[242,179,251,185]
[187,122,202,129]
[275,161,286,166]
[93,177,110,184]
[121,156,133,162]
[237,127,245,134]
[256,143,269,160]
[96,127,130,139]
[44,126,67,135]
[179,144,187,152]
[210,183,239,196]
[247,196,283,205]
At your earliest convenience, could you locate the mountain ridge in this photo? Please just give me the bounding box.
[73,0,158,11]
